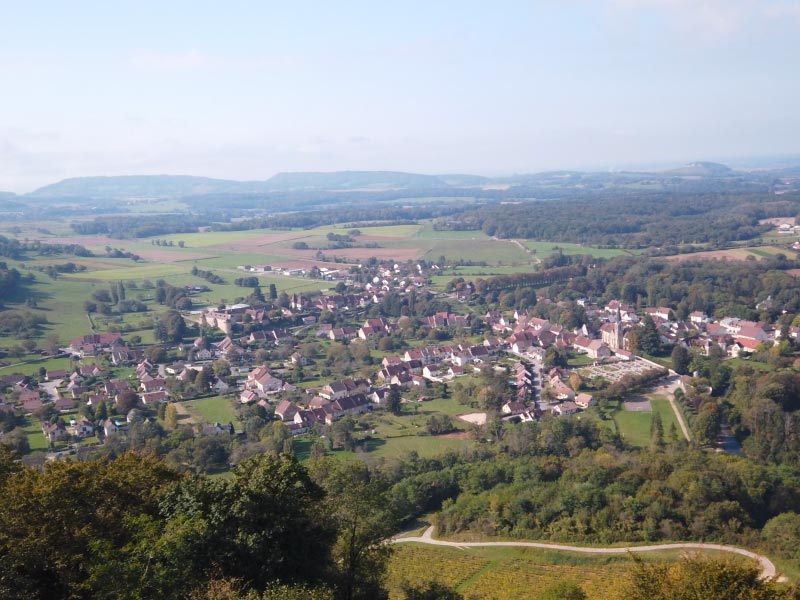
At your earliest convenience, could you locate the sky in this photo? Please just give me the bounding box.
[0,0,799,192]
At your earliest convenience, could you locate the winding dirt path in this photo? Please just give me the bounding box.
[393,526,778,580]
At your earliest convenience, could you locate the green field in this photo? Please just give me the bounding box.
[356,398,473,459]
[23,418,48,453]
[182,396,241,428]
[291,397,474,463]
[0,355,74,377]
[613,397,682,447]
[614,409,652,447]
[523,240,638,258]
[62,263,188,281]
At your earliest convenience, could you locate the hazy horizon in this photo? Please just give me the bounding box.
[2,1,799,193]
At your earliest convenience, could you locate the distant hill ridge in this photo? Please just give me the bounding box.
[25,170,465,199]
[19,162,744,201]
[665,162,733,176]
[264,170,450,191]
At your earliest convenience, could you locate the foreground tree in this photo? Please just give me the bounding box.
[154,454,337,595]
[310,459,399,600]
[615,555,794,600]
[539,581,587,600]
[401,581,463,600]
[0,453,178,600]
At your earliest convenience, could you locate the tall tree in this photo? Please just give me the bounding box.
[650,411,664,450]
[388,387,403,416]
[156,454,336,593]
[310,460,398,600]
[639,315,662,356]
[671,344,691,375]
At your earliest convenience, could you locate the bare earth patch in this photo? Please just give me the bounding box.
[624,398,652,412]
[172,402,196,424]
[665,249,751,262]
[458,412,487,425]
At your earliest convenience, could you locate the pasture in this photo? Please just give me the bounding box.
[524,240,637,259]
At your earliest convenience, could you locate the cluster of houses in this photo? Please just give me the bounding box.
[248,333,547,435]
[487,299,790,366]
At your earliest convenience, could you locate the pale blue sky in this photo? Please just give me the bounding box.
[1,0,799,192]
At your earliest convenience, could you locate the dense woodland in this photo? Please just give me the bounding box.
[2,425,800,599]
[439,192,800,249]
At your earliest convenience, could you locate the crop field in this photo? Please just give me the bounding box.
[158,230,281,248]
[326,224,423,238]
[387,544,754,599]
[665,245,790,262]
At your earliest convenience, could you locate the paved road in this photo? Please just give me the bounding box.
[393,526,777,580]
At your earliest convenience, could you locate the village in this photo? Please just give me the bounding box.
[0,255,791,462]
